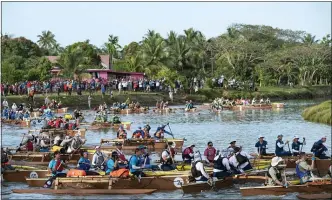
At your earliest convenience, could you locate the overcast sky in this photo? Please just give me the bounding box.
[2,2,331,47]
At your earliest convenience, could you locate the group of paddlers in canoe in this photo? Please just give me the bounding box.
[211,97,275,111]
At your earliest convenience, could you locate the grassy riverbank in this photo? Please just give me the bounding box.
[1,86,331,108]
[302,100,332,126]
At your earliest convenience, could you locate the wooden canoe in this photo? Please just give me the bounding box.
[89,121,131,130]
[181,178,233,193]
[184,108,197,112]
[3,169,49,182]
[35,128,87,138]
[272,103,285,108]
[231,104,272,111]
[12,189,157,195]
[51,107,68,114]
[26,175,191,190]
[240,182,332,196]
[8,151,83,164]
[1,119,31,127]
[297,193,332,200]
[100,138,184,151]
[152,108,176,113]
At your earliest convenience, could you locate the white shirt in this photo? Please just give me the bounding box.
[229,151,253,173]
[195,161,210,180]
[276,141,286,149]
[2,100,8,107]
[92,151,106,166]
[161,150,170,161]
[213,155,231,172]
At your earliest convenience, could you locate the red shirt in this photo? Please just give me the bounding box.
[26,141,33,151]
[204,147,216,162]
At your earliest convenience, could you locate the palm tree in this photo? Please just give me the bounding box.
[141,30,167,66]
[302,33,319,45]
[104,35,122,67]
[37,30,57,51]
[56,49,86,80]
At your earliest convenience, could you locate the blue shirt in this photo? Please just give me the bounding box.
[106,159,116,174]
[78,157,91,171]
[255,140,268,154]
[129,155,140,173]
[48,159,63,175]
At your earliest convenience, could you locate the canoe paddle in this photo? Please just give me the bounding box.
[300,137,305,153]
[166,123,175,139]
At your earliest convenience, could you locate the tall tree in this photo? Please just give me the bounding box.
[104,35,122,67]
[37,30,57,53]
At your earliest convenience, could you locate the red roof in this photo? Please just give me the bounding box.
[86,69,144,75]
[47,56,59,64]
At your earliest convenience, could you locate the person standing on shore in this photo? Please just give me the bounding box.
[88,95,92,109]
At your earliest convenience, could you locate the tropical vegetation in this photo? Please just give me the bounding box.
[1,23,331,89]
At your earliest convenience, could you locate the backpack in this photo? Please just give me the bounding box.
[235,153,248,165]
[191,161,202,178]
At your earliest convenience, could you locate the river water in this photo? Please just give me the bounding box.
[1,99,331,199]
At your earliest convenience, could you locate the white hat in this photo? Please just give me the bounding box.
[95,146,100,149]
[258,135,264,139]
[194,152,201,162]
[322,136,327,139]
[271,157,283,167]
[293,135,299,139]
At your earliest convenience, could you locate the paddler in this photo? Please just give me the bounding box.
[137,145,158,170]
[117,126,127,139]
[295,152,315,184]
[112,115,121,124]
[275,134,292,157]
[266,157,288,187]
[156,101,160,109]
[44,151,68,188]
[182,144,195,164]
[1,148,15,172]
[154,124,173,139]
[105,152,120,175]
[224,141,237,157]
[229,146,253,174]
[143,126,151,139]
[77,151,92,172]
[160,144,175,171]
[129,148,146,177]
[91,146,107,170]
[213,151,232,180]
[190,152,211,182]
[311,136,330,159]
[255,135,268,156]
[2,98,8,108]
[132,127,145,139]
[204,141,217,163]
[115,142,128,168]
[292,135,306,156]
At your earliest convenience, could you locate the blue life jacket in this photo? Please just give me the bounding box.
[275,140,284,155]
[296,162,310,181]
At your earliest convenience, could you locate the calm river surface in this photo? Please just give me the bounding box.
[1,99,331,199]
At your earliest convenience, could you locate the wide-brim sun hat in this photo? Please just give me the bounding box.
[271,157,283,167]
[258,135,264,139]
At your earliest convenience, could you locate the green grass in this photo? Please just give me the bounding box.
[302,100,332,126]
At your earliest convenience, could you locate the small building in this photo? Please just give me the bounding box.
[46,55,144,81]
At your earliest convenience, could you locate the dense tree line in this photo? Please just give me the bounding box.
[1,24,331,88]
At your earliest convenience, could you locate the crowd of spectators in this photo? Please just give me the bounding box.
[1,77,206,97]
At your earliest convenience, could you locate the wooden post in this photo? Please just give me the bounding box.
[108,178,113,190]
[54,178,59,190]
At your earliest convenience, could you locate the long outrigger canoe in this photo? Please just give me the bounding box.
[12,189,157,195]
[85,121,132,130]
[240,180,332,196]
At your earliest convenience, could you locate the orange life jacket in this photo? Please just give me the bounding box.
[110,168,129,178]
[67,169,86,177]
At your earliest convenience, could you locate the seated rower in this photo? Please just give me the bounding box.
[154,124,172,139]
[115,142,128,168]
[223,141,237,157]
[311,136,330,159]
[275,134,292,157]
[267,157,287,186]
[77,151,99,175]
[265,98,271,104]
[204,141,217,163]
[1,148,15,172]
[160,144,175,171]
[190,152,211,182]
[44,151,67,188]
[23,111,30,120]
[117,126,127,139]
[255,135,268,156]
[143,126,151,139]
[182,145,195,164]
[137,145,158,170]
[251,98,256,105]
[112,115,121,124]
[296,152,315,184]
[156,101,160,109]
[213,151,232,180]
[259,98,264,104]
[106,152,120,175]
[129,148,146,177]
[132,127,145,139]
[229,147,253,174]
[91,146,107,170]
[292,136,305,156]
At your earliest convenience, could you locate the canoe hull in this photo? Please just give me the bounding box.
[3,170,48,182]
[240,183,332,196]
[297,193,332,200]
[231,105,272,111]
[181,178,233,193]
[12,189,157,195]
[26,175,190,190]
[1,119,31,127]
